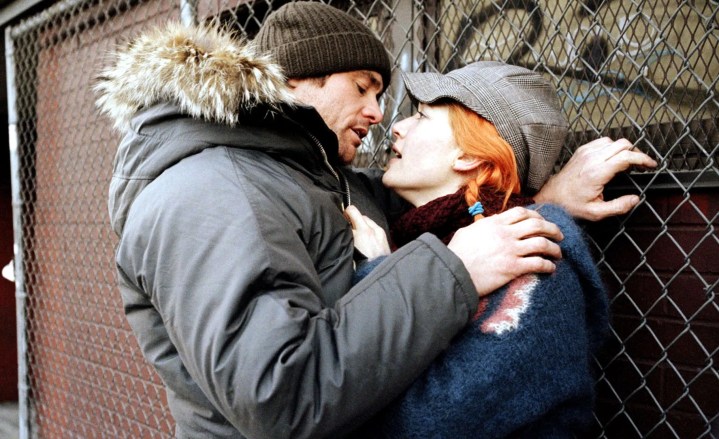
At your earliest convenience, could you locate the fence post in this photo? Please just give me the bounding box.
[180,0,197,26]
[5,25,30,439]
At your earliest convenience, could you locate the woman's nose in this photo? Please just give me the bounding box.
[392,117,412,138]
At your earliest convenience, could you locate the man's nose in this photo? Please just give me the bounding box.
[364,99,383,124]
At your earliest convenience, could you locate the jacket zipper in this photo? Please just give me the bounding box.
[306,132,351,209]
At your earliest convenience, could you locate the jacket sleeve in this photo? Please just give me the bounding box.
[116,150,479,438]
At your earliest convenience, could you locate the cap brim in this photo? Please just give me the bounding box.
[401,70,497,124]
[401,69,522,154]
[402,71,463,106]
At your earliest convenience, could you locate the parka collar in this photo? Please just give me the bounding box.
[95,22,295,132]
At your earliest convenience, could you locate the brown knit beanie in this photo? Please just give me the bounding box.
[254,1,392,93]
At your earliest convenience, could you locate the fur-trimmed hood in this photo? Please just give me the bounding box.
[97,23,345,237]
[95,22,295,131]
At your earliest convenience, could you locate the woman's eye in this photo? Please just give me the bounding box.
[417,111,426,119]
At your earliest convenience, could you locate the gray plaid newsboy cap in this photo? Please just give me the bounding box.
[402,61,568,193]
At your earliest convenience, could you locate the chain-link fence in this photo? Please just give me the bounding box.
[4,0,717,437]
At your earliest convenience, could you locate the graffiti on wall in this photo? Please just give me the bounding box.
[436,0,718,165]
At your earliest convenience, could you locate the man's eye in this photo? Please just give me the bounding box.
[357,84,367,95]
[417,111,426,119]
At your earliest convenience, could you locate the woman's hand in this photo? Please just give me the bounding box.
[344,205,391,259]
[534,137,657,221]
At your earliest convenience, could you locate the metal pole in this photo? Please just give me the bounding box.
[180,0,198,26]
[5,25,30,439]
[388,0,423,119]
[9,0,86,38]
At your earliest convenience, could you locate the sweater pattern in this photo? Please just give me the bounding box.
[357,200,610,439]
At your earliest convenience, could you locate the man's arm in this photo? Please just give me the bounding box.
[348,204,565,294]
[117,151,485,439]
[534,137,658,221]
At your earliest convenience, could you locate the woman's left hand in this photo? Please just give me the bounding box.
[345,205,391,259]
[533,137,657,221]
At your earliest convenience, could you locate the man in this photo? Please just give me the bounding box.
[95,3,655,438]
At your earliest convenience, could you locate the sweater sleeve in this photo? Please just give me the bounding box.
[365,205,609,439]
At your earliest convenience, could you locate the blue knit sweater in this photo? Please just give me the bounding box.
[355,204,609,438]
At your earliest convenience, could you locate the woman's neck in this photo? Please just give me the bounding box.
[397,183,465,208]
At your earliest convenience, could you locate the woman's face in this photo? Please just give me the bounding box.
[382,103,467,207]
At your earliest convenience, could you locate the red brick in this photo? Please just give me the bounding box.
[630,193,671,225]
[597,357,663,408]
[600,231,647,272]
[665,190,719,225]
[661,271,718,322]
[637,229,694,273]
[658,320,718,368]
[594,400,662,438]
[661,408,714,438]
[661,364,719,416]
[609,273,666,317]
[610,316,666,362]
[25,0,179,435]
[662,228,719,273]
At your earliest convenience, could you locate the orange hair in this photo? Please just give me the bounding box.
[445,101,521,222]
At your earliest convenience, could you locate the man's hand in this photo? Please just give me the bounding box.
[534,137,658,221]
[345,205,391,259]
[447,207,563,297]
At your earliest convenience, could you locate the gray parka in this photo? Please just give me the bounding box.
[96,24,477,438]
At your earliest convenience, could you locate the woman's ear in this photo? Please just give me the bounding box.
[453,153,482,172]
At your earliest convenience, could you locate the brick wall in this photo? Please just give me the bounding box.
[20,1,179,436]
[587,188,718,437]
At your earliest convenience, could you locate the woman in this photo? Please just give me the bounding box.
[349,61,609,438]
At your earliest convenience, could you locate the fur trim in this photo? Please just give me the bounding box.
[95,22,295,131]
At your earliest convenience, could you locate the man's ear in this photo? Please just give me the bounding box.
[453,153,482,172]
[286,78,300,89]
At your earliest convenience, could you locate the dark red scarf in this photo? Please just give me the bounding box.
[390,188,534,248]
